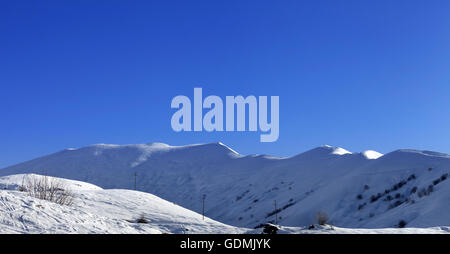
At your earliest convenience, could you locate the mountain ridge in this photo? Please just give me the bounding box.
[2,142,450,229]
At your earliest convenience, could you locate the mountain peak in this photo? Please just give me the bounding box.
[330,147,352,155]
[187,142,241,156]
[317,145,352,155]
[361,150,383,159]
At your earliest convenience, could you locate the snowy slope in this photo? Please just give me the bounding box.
[0,174,246,234]
[2,143,450,230]
[1,174,450,234]
[250,224,450,234]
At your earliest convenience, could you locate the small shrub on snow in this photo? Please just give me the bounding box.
[398,220,407,228]
[407,174,416,181]
[18,185,27,192]
[433,178,441,186]
[136,214,149,223]
[370,193,382,203]
[358,203,366,210]
[417,188,426,198]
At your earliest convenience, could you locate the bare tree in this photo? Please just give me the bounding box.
[20,175,74,206]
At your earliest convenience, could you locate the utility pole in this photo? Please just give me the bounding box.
[134,172,137,190]
[202,194,206,221]
[274,200,278,224]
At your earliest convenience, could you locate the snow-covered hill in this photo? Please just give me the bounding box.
[2,143,450,230]
[0,174,246,234]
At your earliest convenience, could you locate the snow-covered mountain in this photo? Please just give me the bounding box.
[2,142,450,229]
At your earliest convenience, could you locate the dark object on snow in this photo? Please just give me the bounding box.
[398,220,407,228]
[433,178,441,186]
[358,203,367,210]
[370,193,382,203]
[136,215,149,223]
[407,174,416,181]
[262,224,279,234]
[308,225,315,229]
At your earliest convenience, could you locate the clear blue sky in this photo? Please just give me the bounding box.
[1,0,450,167]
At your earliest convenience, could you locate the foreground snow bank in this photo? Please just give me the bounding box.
[0,174,246,234]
